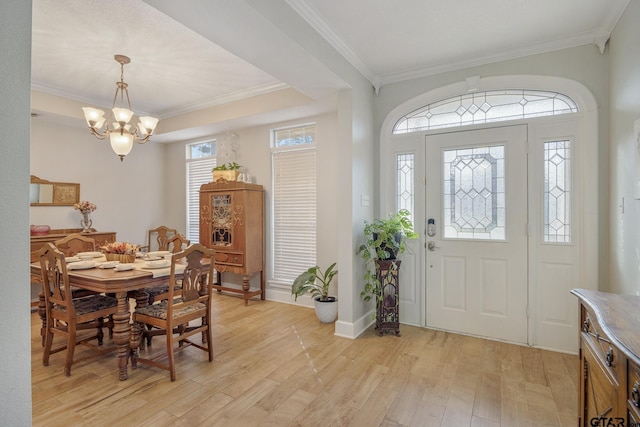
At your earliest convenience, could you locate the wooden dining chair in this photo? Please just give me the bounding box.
[140,233,192,347]
[39,243,118,376]
[53,233,97,256]
[141,225,177,252]
[143,233,191,305]
[36,233,100,346]
[132,244,214,381]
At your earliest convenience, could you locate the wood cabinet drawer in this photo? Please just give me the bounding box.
[583,343,619,422]
[581,305,620,384]
[628,363,640,412]
[214,252,244,266]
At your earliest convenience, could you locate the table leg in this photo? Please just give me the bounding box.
[129,291,148,366]
[112,291,131,381]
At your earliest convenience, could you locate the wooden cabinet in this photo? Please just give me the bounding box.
[30,228,117,263]
[572,289,640,426]
[199,181,264,305]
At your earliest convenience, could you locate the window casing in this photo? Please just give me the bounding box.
[185,141,216,243]
[271,124,317,286]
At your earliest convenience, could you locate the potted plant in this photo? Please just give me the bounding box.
[292,262,338,323]
[212,162,242,182]
[356,209,418,303]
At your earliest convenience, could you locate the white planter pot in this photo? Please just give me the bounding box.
[313,296,338,323]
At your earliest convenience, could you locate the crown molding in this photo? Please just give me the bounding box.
[376,30,607,86]
[285,0,376,85]
[31,80,289,120]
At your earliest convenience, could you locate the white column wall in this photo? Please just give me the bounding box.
[1,1,33,424]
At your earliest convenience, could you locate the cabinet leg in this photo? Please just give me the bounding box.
[242,275,250,306]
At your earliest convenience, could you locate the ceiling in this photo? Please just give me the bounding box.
[31,0,630,142]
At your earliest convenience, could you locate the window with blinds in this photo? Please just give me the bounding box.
[271,125,317,286]
[186,141,216,243]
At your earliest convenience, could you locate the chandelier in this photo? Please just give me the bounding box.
[82,54,159,161]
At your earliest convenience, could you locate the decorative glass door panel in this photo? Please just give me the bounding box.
[211,194,233,246]
[443,145,505,240]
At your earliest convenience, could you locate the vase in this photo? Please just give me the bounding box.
[80,210,92,232]
[313,296,338,323]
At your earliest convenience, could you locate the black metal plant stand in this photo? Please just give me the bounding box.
[375,259,401,336]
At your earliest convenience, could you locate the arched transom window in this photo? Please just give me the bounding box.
[393,89,579,134]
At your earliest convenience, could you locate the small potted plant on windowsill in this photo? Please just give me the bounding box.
[356,209,418,303]
[292,262,338,323]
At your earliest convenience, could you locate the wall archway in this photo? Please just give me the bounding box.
[378,75,598,352]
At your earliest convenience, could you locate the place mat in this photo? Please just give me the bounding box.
[135,262,186,278]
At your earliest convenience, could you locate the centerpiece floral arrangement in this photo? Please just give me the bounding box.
[101,241,139,254]
[73,200,97,213]
[101,241,139,263]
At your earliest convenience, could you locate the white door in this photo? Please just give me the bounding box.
[425,125,528,344]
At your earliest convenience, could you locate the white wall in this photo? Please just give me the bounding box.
[30,119,167,246]
[609,0,640,296]
[1,1,32,424]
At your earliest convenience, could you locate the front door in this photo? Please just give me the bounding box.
[425,125,528,344]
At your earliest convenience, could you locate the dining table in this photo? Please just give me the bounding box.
[31,253,186,380]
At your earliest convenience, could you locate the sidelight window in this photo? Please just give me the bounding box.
[543,140,571,243]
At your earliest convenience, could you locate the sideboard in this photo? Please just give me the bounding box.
[571,288,640,426]
[30,228,116,263]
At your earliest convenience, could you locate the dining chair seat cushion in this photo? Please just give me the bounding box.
[135,299,205,320]
[52,295,118,315]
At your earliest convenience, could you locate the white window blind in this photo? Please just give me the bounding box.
[272,147,316,284]
[186,142,216,243]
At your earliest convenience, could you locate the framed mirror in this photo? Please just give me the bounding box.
[30,175,80,206]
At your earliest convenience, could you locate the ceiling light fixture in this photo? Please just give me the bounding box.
[82,54,159,161]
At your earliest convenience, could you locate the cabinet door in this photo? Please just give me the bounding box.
[205,191,245,251]
[582,342,620,425]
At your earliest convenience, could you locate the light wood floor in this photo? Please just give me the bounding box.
[31,294,578,426]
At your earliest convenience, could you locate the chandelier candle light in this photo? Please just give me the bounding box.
[82,54,159,161]
[73,201,97,232]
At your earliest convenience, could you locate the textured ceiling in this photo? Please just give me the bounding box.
[31,0,283,119]
[30,0,630,141]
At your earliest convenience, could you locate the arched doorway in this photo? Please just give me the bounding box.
[379,75,598,352]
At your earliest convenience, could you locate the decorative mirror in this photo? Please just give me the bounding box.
[30,175,80,206]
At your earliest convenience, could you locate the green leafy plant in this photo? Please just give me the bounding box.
[356,209,418,302]
[291,262,338,302]
[212,162,241,171]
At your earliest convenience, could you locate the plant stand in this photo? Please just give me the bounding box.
[375,259,401,336]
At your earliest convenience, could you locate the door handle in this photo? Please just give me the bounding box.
[427,241,440,251]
